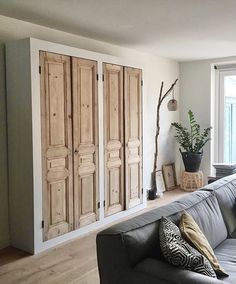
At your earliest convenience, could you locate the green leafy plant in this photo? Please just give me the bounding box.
[171,110,212,153]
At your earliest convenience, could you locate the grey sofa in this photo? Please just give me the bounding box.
[96,174,236,284]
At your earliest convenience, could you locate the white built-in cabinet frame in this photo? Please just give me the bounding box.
[6,38,146,254]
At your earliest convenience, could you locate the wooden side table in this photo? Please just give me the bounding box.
[181,171,204,192]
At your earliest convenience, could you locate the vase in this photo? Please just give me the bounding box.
[180,150,203,172]
[148,172,163,199]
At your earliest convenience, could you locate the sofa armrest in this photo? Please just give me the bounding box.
[117,269,172,284]
[134,258,228,284]
[96,233,131,284]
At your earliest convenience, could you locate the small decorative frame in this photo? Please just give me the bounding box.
[155,170,166,194]
[162,163,178,190]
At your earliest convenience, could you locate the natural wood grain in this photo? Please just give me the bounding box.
[40,51,73,241]
[0,189,189,284]
[153,79,178,173]
[103,63,124,217]
[72,58,99,229]
[124,67,143,209]
[0,247,29,266]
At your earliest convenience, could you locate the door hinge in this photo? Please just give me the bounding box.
[103,200,105,207]
[96,74,99,81]
[39,66,41,74]
[141,80,143,86]
[141,188,143,194]
[98,202,100,209]
[41,220,44,229]
[102,74,104,81]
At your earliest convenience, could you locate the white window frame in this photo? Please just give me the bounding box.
[214,67,236,164]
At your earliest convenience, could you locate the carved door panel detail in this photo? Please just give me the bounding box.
[72,58,98,228]
[124,67,143,209]
[40,51,73,241]
[103,63,124,216]
[41,51,142,236]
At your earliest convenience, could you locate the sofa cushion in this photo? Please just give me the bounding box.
[180,211,228,276]
[123,221,162,266]
[159,217,216,278]
[135,258,226,284]
[204,176,236,236]
[182,194,227,249]
[203,174,236,192]
[122,191,212,266]
[230,229,236,238]
[214,239,236,284]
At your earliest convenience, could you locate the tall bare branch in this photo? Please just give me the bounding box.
[153,79,178,174]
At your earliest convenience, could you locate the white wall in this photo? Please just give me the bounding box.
[0,15,179,249]
[180,56,236,179]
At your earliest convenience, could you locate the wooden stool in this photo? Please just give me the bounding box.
[181,171,204,192]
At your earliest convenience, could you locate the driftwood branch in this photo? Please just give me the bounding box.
[153,79,178,175]
[160,79,178,104]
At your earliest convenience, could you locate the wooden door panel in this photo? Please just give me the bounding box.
[73,58,98,229]
[129,164,139,202]
[40,51,73,241]
[49,180,67,224]
[79,175,96,226]
[124,67,143,209]
[109,168,120,205]
[48,63,66,146]
[104,64,124,216]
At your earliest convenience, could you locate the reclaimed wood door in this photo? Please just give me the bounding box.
[124,67,143,209]
[40,51,73,241]
[103,63,125,216]
[72,57,99,228]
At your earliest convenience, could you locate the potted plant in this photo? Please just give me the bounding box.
[171,110,212,172]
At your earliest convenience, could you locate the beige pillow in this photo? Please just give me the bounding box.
[180,211,228,277]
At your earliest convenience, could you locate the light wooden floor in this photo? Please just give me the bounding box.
[0,189,189,284]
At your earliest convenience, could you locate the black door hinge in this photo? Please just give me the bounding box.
[41,220,44,229]
[98,201,105,208]
[141,188,143,194]
[96,74,99,81]
[102,74,104,81]
[141,80,143,86]
[103,200,105,207]
[39,66,41,74]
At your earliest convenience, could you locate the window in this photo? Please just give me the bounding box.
[218,70,236,163]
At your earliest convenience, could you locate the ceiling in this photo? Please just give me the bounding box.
[1,0,236,61]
